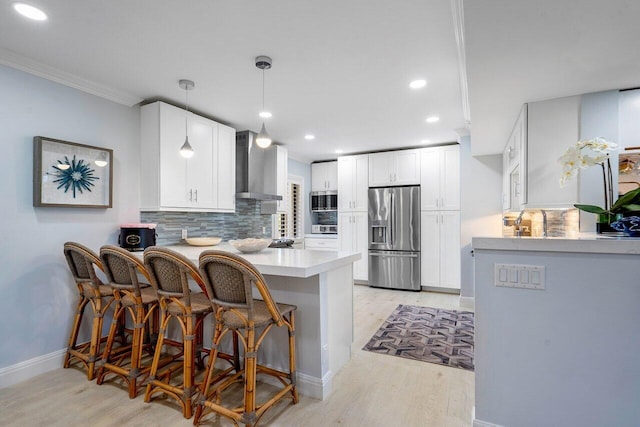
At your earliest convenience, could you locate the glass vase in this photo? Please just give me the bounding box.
[596,213,623,234]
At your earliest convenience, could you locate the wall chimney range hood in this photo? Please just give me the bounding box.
[235,130,283,201]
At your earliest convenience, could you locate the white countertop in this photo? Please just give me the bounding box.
[146,243,359,278]
[473,234,640,255]
[304,233,338,239]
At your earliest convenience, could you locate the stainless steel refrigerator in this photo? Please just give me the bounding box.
[368,186,421,291]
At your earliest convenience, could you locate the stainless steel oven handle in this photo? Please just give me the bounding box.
[369,252,418,258]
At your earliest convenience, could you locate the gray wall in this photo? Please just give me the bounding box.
[0,65,141,369]
[459,135,503,299]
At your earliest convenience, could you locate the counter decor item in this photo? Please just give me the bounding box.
[185,237,222,246]
[559,137,640,233]
[33,136,113,208]
[611,216,640,237]
[228,238,271,253]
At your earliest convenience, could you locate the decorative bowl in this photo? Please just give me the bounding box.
[228,238,272,253]
[185,237,222,247]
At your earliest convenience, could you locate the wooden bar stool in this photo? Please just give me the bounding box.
[194,250,298,427]
[96,245,159,398]
[143,246,215,419]
[62,242,116,380]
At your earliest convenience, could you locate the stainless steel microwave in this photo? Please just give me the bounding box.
[310,191,338,212]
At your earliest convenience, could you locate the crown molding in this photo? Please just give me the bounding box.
[0,47,143,107]
[451,0,471,126]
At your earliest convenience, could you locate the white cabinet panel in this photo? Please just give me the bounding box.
[141,101,236,212]
[420,145,460,211]
[312,161,337,191]
[420,211,460,289]
[338,211,368,281]
[338,154,369,211]
[368,150,420,187]
[276,146,288,213]
[305,237,338,251]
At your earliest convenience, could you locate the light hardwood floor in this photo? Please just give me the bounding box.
[0,285,474,426]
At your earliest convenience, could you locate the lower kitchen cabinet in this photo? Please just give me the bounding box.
[420,211,460,290]
[338,211,368,281]
[304,236,338,251]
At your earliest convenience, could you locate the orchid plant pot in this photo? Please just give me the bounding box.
[596,213,624,234]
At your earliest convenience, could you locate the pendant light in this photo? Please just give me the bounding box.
[179,79,195,158]
[255,56,272,149]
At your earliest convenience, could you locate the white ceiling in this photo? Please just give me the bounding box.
[0,0,467,163]
[464,0,640,155]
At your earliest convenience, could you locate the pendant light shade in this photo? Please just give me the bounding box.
[179,79,195,158]
[256,123,272,149]
[255,56,273,149]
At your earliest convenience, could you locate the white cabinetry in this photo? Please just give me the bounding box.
[311,161,337,191]
[502,104,527,211]
[368,149,421,187]
[338,211,368,281]
[420,145,460,211]
[502,97,581,211]
[304,236,338,251]
[276,145,288,213]
[420,211,460,289]
[337,154,369,211]
[141,101,235,212]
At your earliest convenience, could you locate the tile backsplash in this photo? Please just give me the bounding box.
[141,199,272,245]
[502,209,579,237]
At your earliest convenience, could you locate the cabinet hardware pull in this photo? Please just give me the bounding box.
[194,189,198,203]
[189,189,193,202]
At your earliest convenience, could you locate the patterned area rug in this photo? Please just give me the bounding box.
[362,304,474,371]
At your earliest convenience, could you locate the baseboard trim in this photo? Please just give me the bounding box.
[0,349,66,389]
[459,296,475,310]
[473,418,504,427]
[421,285,460,294]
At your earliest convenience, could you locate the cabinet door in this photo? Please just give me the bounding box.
[502,148,512,211]
[368,152,393,187]
[420,211,440,288]
[352,155,369,211]
[439,211,461,289]
[216,123,236,211]
[276,146,288,213]
[338,212,353,252]
[393,149,421,185]
[353,211,369,280]
[311,163,326,191]
[325,161,338,191]
[187,114,215,208]
[441,146,460,210]
[159,103,189,208]
[337,157,353,211]
[420,148,440,210]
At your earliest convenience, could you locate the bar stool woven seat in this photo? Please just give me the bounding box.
[96,245,159,398]
[194,250,298,427]
[62,242,115,380]
[143,246,219,419]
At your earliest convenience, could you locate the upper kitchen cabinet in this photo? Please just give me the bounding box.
[420,145,460,211]
[140,101,236,212]
[502,104,528,211]
[311,161,337,191]
[368,149,421,187]
[502,97,581,211]
[337,154,369,211]
[276,145,288,213]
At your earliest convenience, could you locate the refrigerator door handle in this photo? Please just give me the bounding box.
[369,252,419,258]
[389,192,394,246]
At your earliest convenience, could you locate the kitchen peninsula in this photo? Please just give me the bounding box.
[152,244,360,400]
[472,236,640,427]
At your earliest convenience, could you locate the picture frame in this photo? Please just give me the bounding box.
[33,136,113,208]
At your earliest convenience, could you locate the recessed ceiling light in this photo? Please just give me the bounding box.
[409,79,427,89]
[426,116,440,123]
[259,111,272,118]
[421,139,432,144]
[335,149,344,154]
[304,134,315,141]
[13,3,47,21]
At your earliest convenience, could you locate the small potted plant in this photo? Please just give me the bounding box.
[559,137,640,232]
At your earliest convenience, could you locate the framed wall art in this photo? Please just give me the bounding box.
[33,136,113,208]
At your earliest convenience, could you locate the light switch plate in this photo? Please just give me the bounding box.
[494,263,545,290]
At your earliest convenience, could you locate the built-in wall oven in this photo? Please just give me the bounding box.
[310,191,338,212]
